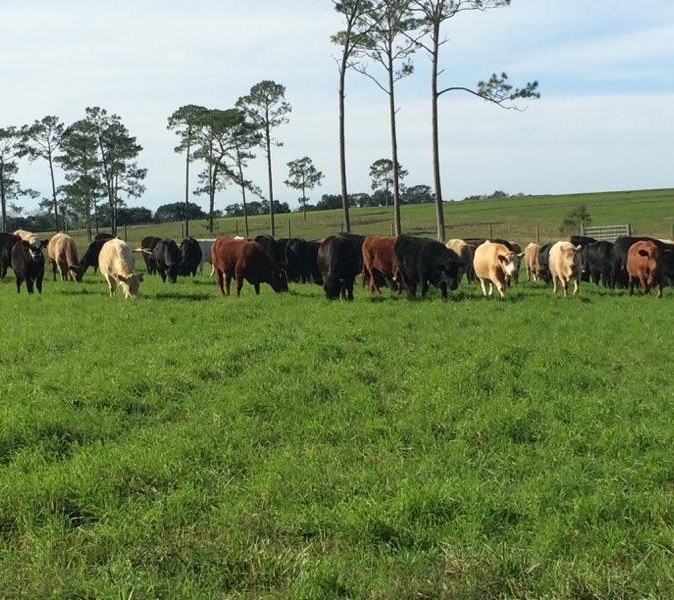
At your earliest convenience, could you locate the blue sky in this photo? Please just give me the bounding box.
[1,0,673,214]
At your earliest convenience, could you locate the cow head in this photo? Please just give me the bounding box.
[118,273,144,298]
[498,252,519,278]
[271,269,289,293]
[23,239,47,262]
[435,256,464,291]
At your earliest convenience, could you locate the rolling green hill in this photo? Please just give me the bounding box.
[56,187,674,249]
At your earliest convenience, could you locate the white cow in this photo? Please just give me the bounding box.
[549,241,582,296]
[98,238,143,298]
[473,241,519,298]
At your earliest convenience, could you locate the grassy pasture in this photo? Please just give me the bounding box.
[58,187,674,250]
[1,265,673,598]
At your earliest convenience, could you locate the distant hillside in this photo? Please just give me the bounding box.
[59,187,674,248]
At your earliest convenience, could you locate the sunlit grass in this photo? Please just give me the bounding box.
[0,270,673,597]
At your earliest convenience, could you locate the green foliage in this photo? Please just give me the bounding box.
[1,274,674,596]
[560,203,593,234]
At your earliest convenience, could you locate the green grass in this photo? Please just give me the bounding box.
[48,187,674,251]
[1,268,674,597]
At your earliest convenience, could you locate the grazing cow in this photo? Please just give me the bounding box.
[582,240,614,287]
[549,241,582,296]
[446,239,475,282]
[178,237,203,277]
[285,238,322,284]
[47,233,80,281]
[98,238,143,298]
[361,235,401,293]
[211,237,288,296]
[77,236,115,279]
[523,243,541,281]
[0,232,20,278]
[626,240,665,297]
[11,237,47,294]
[150,239,182,283]
[139,235,162,274]
[317,235,362,300]
[611,236,674,288]
[394,235,464,300]
[473,241,519,298]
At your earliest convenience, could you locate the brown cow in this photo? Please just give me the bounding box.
[627,240,664,297]
[361,235,401,293]
[211,237,288,296]
[47,233,81,281]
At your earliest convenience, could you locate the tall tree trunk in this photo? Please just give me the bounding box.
[338,59,352,232]
[208,162,215,234]
[265,125,275,237]
[184,134,191,238]
[48,156,59,231]
[388,65,402,236]
[236,156,250,238]
[0,161,6,233]
[430,21,446,242]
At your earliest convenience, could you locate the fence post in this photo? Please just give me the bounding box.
[288,220,291,237]
[235,218,239,236]
[488,223,493,239]
[536,225,540,244]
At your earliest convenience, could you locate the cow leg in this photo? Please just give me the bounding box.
[236,275,244,296]
[224,272,232,296]
[15,276,22,293]
[629,277,635,295]
[479,278,488,297]
[421,281,429,298]
[36,276,43,294]
[496,282,506,298]
[51,259,58,281]
[657,283,663,298]
[572,279,579,296]
[439,282,448,300]
[107,276,117,296]
[347,280,354,301]
[26,278,34,294]
[253,282,260,295]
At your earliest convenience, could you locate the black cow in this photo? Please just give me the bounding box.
[317,235,361,300]
[140,236,162,274]
[11,238,47,294]
[178,237,203,277]
[537,242,554,284]
[570,235,597,248]
[285,238,323,284]
[0,232,20,279]
[583,241,614,287]
[76,235,115,279]
[394,235,464,299]
[152,239,182,283]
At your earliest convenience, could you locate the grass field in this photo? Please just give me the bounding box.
[1,265,673,597]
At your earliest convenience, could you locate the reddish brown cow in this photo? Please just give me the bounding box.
[361,235,401,293]
[211,237,288,296]
[627,240,663,297]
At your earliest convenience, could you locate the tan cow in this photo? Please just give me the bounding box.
[446,239,475,282]
[47,233,80,281]
[98,238,143,298]
[549,241,582,296]
[627,240,664,297]
[473,241,519,298]
[523,242,541,281]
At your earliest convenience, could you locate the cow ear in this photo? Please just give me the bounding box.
[497,254,507,264]
[42,240,49,247]
[517,252,524,258]
[638,249,649,257]
[21,240,30,248]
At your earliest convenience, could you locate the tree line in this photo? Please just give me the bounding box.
[0,0,539,241]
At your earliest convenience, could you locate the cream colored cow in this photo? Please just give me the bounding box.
[549,241,582,296]
[473,241,519,298]
[99,238,143,298]
[523,242,541,281]
[47,233,80,281]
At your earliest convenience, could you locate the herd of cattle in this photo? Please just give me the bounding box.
[0,228,671,300]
